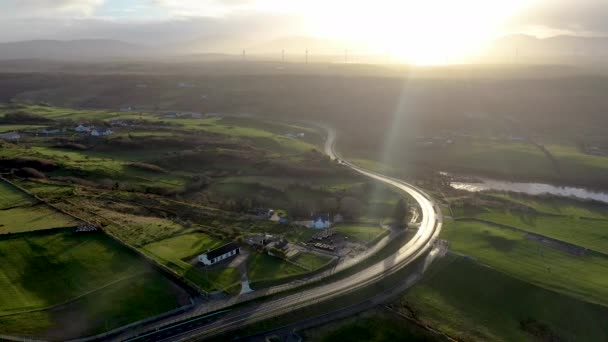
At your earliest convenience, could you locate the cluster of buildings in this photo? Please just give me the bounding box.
[74,124,114,136]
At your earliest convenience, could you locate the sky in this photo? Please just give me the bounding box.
[1,0,607,63]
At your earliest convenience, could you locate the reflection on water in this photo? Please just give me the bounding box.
[451,179,608,204]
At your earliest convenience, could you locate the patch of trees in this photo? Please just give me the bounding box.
[0,157,58,172]
[53,142,88,150]
[1,111,53,124]
[127,162,167,173]
[15,167,46,179]
[393,198,409,228]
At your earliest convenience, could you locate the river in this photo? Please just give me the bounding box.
[451,178,608,204]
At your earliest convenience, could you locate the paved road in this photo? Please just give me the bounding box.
[122,126,443,342]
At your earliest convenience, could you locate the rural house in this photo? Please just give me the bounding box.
[309,213,331,229]
[198,242,240,266]
[74,124,92,132]
[90,128,114,136]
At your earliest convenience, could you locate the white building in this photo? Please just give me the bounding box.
[90,128,113,136]
[75,124,92,132]
[198,242,240,266]
[309,214,331,229]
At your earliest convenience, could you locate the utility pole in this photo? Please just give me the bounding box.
[305,49,309,64]
[242,49,246,61]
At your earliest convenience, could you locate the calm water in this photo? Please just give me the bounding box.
[451,179,608,204]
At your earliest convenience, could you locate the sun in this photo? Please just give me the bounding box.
[301,0,531,64]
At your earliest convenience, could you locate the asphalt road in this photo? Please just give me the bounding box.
[122,126,443,342]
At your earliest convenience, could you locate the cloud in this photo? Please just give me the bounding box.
[506,0,608,36]
[2,0,104,18]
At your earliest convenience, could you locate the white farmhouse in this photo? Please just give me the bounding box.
[74,124,92,132]
[309,214,331,229]
[90,128,113,136]
[198,242,240,266]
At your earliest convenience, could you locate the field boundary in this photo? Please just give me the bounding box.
[454,217,608,257]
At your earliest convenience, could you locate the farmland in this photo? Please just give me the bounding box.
[451,192,608,254]
[0,102,417,338]
[142,232,242,292]
[0,229,188,339]
[333,224,388,243]
[399,254,608,342]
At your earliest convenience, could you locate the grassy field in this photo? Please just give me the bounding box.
[0,229,186,339]
[93,208,190,247]
[453,193,608,254]
[333,224,388,243]
[0,204,80,234]
[488,192,608,219]
[309,310,438,342]
[400,254,608,341]
[291,252,332,270]
[143,232,224,262]
[0,181,36,209]
[0,124,47,132]
[247,252,307,285]
[0,229,159,313]
[0,272,185,339]
[546,144,608,185]
[1,104,120,121]
[441,219,608,307]
[143,232,241,292]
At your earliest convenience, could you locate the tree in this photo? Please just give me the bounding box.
[340,196,363,219]
[393,198,408,228]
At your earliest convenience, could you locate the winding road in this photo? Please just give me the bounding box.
[120,126,443,342]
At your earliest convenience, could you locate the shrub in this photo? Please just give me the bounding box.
[127,162,167,173]
[1,111,53,124]
[17,167,46,179]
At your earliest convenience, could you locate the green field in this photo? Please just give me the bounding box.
[143,232,224,262]
[311,311,437,342]
[0,230,155,313]
[0,229,185,338]
[248,252,307,285]
[333,224,388,243]
[0,124,47,132]
[0,204,79,234]
[453,193,608,254]
[291,252,332,270]
[0,272,184,338]
[0,181,35,209]
[488,192,608,219]
[401,254,608,341]
[143,232,241,292]
[442,219,608,306]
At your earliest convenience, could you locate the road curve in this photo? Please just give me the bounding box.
[124,126,443,342]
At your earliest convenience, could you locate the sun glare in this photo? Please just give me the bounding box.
[302,0,531,64]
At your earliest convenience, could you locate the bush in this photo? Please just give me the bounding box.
[54,143,88,150]
[1,111,53,124]
[0,157,58,172]
[127,162,167,173]
[16,167,46,179]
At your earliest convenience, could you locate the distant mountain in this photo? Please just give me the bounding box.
[0,39,153,61]
[246,36,360,54]
[484,34,608,58]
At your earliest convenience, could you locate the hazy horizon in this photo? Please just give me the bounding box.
[2,0,608,64]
